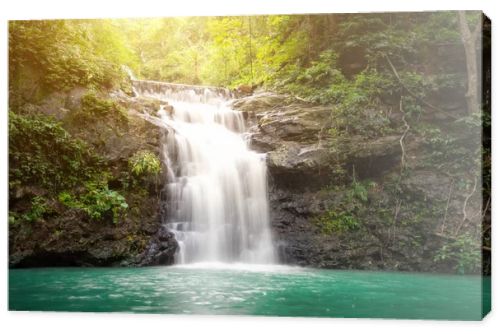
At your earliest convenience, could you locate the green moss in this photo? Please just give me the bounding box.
[434,235,481,274]
[314,180,376,235]
[58,180,128,224]
[9,110,129,225]
[67,91,128,125]
[315,211,360,234]
[23,196,49,223]
[128,150,161,177]
[9,111,102,192]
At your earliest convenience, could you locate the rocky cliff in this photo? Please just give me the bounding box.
[9,86,486,274]
[233,92,485,274]
[9,88,177,267]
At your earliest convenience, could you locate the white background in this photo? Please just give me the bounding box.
[0,0,498,333]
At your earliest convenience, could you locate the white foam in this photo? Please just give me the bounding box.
[172,262,302,273]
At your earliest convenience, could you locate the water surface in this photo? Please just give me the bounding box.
[9,264,488,320]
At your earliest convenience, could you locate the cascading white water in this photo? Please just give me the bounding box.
[135,83,275,264]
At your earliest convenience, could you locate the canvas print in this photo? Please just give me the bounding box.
[8,11,491,320]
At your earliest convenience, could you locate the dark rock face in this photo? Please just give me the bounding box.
[233,94,403,193]
[9,90,178,268]
[233,93,481,273]
[235,93,336,191]
[269,186,451,271]
[140,225,178,266]
[343,135,402,179]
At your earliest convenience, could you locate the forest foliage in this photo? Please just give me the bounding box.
[9,13,476,108]
[8,12,489,273]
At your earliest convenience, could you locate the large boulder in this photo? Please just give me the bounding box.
[233,94,402,191]
[267,143,332,190]
[343,135,402,179]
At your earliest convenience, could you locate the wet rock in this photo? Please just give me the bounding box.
[232,92,291,114]
[9,90,178,269]
[140,229,178,266]
[402,170,453,201]
[232,92,469,273]
[267,143,332,190]
[344,135,402,179]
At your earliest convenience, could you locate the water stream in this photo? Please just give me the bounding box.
[133,82,275,264]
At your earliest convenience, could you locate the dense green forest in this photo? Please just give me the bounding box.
[8,12,490,273]
[9,13,488,148]
[9,14,478,95]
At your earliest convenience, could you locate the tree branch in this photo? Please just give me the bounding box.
[457,11,481,114]
[455,176,478,235]
[440,180,454,234]
[399,97,410,173]
[459,11,482,44]
[482,196,491,220]
[458,11,471,41]
[391,198,402,244]
[462,177,478,222]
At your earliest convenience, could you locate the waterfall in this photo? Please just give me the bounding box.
[134,81,276,264]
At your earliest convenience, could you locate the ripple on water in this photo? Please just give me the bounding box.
[8,266,486,320]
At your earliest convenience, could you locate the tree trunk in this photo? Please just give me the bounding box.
[458,11,481,115]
